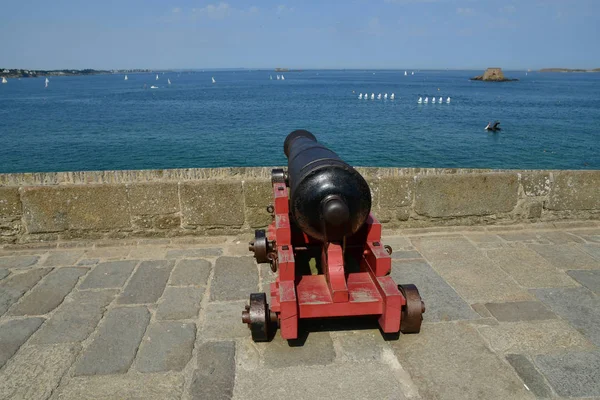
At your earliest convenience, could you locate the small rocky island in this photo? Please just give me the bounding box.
[470,68,518,82]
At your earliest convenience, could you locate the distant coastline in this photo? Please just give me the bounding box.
[539,68,600,73]
[0,68,152,79]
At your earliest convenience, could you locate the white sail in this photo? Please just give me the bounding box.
[276,75,280,80]
[418,97,422,104]
[424,97,428,103]
[384,93,388,99]
[358,93,363,99]
[124,75,128,81]
[411,71,414,75]
[377,93,381,100]
[270,75,272,80]
[370,93,375,100]
[212,77,216,84]
[432,97,436,103]
[281,75,285,80]
[390,93,395,100]
[439,97,443,103]
[404,71,407,76]
[156,74,159,80]
[168,78,171,85]
[446,97,451,103]
[1,77,7,84]
[45,78,49,88]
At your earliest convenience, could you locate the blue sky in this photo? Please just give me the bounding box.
[1,0,598,70]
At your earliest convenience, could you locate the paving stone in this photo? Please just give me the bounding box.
[484,301,557,322]
[43,250,83,266]
[211,256,259,301]
[166,248,223,259]
[498,232,546,242]
[135,321,195,373]
[390,250,422,260]
[486,247,577,288]
[31,290,117,344]
[170,258,211,286]
[128,246,168,259]
[392,260,479,322]
[0,343,80,400]
[528,243,599,270]
[0,255,39,269]
[330,330,387,362]
[567,269,600,294]
[390,322,534,400]
[234,362,409,400]
[54,373,184,400]
[0,268,51,316]
[580,243,600,260]
[262,331,335,368]
[201,301,249,339]
[0,317,45,368]
[73,306,150,375]
[117,260,173,304]
[9,267,88,316]
[76,258,98,266]
[534,287,600,346]
[412,237,532,303]
[381,235,412,250]
[505,354,552,398]
[477,320,593,354]
[79,260,137,289]
[190,341,236,400]
[464,233,503,244]
[156,287,203,320]
[537,231,585,244]
[534,350,600,398]
[0,268,9,280]
[84,247,130,259]
[470,303,493,318]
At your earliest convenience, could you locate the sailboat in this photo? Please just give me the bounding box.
[411,71,414,75]
[439,97,443,103]
[390,93,395,100]
[1,77,7,84]
[156,74,159,80]
[124,75,128,81]
[281,74,285,80]
[404,71,407,76]
[446,97,451,103]
[418,97,422,104]
[270,75,273,80]
[45,78,49,88]
[212,77,216,84]
[168,78,171,85]
[276,75,280,80]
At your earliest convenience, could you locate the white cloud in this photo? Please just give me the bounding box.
[172,7,181,14]
[456,7,476,16]
[277,5,294,14]
[193,2,232,20]
[500,5,516,14]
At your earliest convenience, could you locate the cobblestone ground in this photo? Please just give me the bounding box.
[1,224,599,400]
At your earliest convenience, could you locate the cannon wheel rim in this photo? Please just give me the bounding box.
[398,284,424,334]
[248,293,270,342]
[251,230,269,264]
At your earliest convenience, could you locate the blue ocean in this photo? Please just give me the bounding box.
[1,70,599,173]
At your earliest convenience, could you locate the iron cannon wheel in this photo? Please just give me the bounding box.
[249,230,270,264]
[242,293,272,342]
[398,284,425,334]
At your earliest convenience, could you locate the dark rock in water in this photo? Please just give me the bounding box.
[471,68,518,82]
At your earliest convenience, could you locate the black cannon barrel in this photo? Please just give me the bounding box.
[283,130,371,242]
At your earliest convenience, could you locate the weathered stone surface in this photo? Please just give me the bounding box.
[9,267,88,316]
[412,237,532,303]
[390,250,422,260]
[245,206,272,228]
[180,181,244,227]
[0,255,39,269]
[0,317,45,368]
[486,247,577,288]
[528,243,599,270]
[234,362,409,400]
[414,173,518,217]
[127,182,179,215]
[0,187,20,216]
[0,343,80,400]
[534,287,600,346]
[170,258,211,286]
[505,354,552,398]
[73,306,150,375]
[201,301,250,339]
[243,180,272,207]
[76,258,99,266]
[135,321,195,372]
[390,322,534,400]
[21,185,130,233]
[580,243,600,260]
[521,172,551,197]
[534,350,600,397]
[391,260,479,322]
[166,248,222,259]
[118,260,173,304]
[537,231,584,244]
[527,201,543,218]
[262,331,335,368]
[567,269,600,294]
[330,330,387,362]
[190,341,236,400]
[79,260,137,289]
[55,373,184,400]
[156,287,203,320]
[129,246,168,259]
[464,233,503,244]
[155,215,181,229]
[31,290,117,344]
[84,247,130,259]
[484,301,556,322]
[547,171,600,210]
[0,268,51,316]
[477,319,593,354]
[43,250,83,266]
[210,256,258,301]
[377,176,414,207]
[0,269,8,280]
[496,231,543,242]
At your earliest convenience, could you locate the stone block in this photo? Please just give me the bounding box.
[484,301,556,322]
[201,301,249,339]
[54,373,184,400]
[414,173,519,217]
[521,172,551,197]
[127,182,179,215]
[190,341,236,400]
[262,331,335,368]
[117,260,173,304]
[9,267,88,316]
[245,207,272,228]
[390,250,422,260]
[527,202,543,219]
[537,231,585,244]
[166,248,223,259]
[390,322,534,400]
[505,354,552,398]
[0,268,51,316]
[0,255,39,269]
[132,214,153,229]
[180,181,244,227]
[535,350,600,397]
[528,243,599,270]
[330,330,387,362]
[31,290,117,344]
[580,243,600,260]
[73,306,150,375]
[79,260,137,289]
[135,321,195,372]
[155,215,181,229]
[567,269,600,294]
[43,250,83,266]
[156,287,203,320]
[129,246,168,259]
[0,317,45,368]
[547,171,600,210]
[377,176,414,208]
[243,180,272,207]
[84,246,130,259]
[0,343,80,400]
[210,256,258,301]
[0,269,8,280]
[170,259,211,286]
[391,260,479,322]
[0,187,20,216]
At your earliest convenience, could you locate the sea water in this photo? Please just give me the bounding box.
[0,70,598,173]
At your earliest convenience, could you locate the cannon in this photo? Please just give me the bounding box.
[242,130,425,341]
